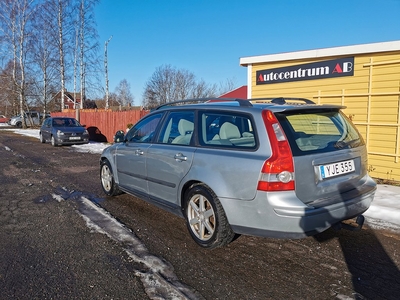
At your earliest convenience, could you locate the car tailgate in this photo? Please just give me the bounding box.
[293,147,374,206]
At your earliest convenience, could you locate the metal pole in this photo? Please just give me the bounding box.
[105,36,113,110]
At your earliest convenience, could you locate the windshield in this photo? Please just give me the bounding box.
[52,118,81,127]
[275,109,364,156]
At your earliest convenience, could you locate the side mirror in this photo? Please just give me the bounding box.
[114,130,125,143]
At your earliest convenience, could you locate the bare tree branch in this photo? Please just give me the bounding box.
[142,64,223,109]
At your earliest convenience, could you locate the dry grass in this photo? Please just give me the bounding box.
[373,178,400,186]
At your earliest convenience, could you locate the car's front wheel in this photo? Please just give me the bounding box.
[51,135,58,147]
[39,133,45,143]
[184,183,235,249]
[100,159,121,196]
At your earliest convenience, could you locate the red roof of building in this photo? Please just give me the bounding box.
[219,85,247,99]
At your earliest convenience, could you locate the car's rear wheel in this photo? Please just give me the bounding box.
[39,133,45,143]
[100,159,121,196]
[184,183,235,249]
[51,135,58,147]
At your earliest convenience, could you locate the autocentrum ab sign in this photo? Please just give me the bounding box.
[256,57,354,84]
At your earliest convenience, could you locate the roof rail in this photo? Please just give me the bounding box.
[250,97,316,105]
[153,97,252,110]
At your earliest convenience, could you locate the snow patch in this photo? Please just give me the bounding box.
[51,193,64,203]
[49,189,201,300]
[75,196,199,299]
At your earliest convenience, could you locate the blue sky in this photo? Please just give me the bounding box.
[95,0,400,104]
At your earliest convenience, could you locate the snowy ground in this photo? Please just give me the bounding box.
[2,126,400,233]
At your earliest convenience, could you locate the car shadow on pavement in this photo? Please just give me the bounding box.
[87,126,107,142]
[309,183,400,299]
[315,226,400,299]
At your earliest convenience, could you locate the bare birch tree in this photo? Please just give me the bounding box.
[115,79,134,107]
[77,0,100,109]
[0,0,101,115]
[45,0,76,111]
[31,0,59,115]
[56,0,68,111]
[0,0,38,127]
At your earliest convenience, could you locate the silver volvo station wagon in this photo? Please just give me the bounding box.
[100,98,376,248]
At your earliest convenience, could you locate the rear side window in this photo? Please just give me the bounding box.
[28,112,39,118]
[199,112,256,149]
[156,111,195,145]
[276,110,364,156]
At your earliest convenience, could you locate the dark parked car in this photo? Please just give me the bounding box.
[40,117,89,146]
[100,97,376,249]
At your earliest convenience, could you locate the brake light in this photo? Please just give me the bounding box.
[258,110,295,191]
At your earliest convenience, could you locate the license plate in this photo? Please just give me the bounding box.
[319,159,355,179]
[69,136,81,140]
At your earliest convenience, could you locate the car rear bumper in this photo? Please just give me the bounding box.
[220,177,377,239]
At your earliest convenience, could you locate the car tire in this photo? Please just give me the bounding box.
[100,159,121,196]
[39,133,45,143]
[51,135,58,147]
[184,183,235,249]
[16,121,22,128]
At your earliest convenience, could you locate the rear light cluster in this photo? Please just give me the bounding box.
[257,110,295,192]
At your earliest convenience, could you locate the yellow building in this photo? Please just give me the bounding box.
[240,41,400,182]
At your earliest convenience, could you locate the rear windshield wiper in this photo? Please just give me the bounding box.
[334,138,360,149]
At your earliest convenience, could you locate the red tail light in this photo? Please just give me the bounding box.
[258,110,295,191]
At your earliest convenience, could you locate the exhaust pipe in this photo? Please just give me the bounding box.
[333,215,365,232]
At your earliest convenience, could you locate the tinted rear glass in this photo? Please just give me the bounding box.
[275,109,364,156]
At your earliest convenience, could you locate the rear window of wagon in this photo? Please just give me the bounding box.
[198,112,257,149]
[275,109,364,156]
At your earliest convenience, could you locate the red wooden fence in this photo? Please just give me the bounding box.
[51,109,149,143]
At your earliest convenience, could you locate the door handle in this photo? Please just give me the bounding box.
[174,153,187,161]
[135,149,144,155]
